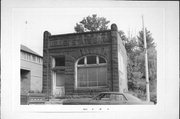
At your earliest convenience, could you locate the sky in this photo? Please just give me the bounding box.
[13,7,164,56]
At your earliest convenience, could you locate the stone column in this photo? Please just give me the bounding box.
[111,24,128,93]
[111,24,120,92]
[42,31,52,99]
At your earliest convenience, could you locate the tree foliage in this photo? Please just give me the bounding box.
[137,28,155,50]
[124,28,157,102]
[74,14,110,33]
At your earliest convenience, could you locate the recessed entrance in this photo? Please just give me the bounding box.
[21,69,30,95]
[20,69,30,104]
[52,71,65,97]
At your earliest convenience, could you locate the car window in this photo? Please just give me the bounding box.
[93,93,110,100]
[93,93,127,101]
[102,94,110,98]
[110,94,126,101]
[100,94,110,101]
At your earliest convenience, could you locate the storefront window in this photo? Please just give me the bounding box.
[76,55,107,88]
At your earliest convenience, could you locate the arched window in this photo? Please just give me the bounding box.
[76,55,107,88]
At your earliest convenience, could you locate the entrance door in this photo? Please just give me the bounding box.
[52,72,65,97]
[21,69,30,95]
[21,69,30,105]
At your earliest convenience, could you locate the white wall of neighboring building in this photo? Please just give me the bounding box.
[117,32,128,93]
[21,51,43,93]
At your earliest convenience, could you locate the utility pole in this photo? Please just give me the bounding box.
[142,15,150,102]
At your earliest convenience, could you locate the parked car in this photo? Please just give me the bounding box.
[63,92,154,105]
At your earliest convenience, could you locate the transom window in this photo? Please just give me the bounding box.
[77,55,107,66]
[55,57,65,66]
[52,56,65,67]
[76,55,107,88]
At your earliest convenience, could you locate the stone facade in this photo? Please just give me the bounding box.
[42,24,127,98]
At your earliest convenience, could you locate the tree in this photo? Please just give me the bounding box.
[74,14,110,33]
[134,28,157,102]
[137,28,155,51]
[125,28,157,102]
[118,30,128,42]
[136,28,157,81]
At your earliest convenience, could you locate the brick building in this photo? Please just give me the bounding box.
[42,24,127,98]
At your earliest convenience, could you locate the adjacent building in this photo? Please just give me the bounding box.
[42,24,128,99]
[20,45,43,96]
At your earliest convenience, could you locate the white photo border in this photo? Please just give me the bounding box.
[1,1,179,119]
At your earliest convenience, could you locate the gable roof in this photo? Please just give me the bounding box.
[20,45,42,57]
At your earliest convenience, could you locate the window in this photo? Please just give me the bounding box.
[37,57,39,63]
[24,53,27,59]
[32,55,36,62]
[77,55,107,66]
[55,56,65,66]
[39,58,42,63]
[21,52,27,60]
[37,57,42,63]
[87,56,96,64]
[76,55,107,88]
[27,54,31,61]
[95,93,111,100]
[78,58,84,65]
[99,56,106,64]
[109,94,126,101]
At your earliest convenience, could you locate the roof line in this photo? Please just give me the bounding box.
[20,45,42,57]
